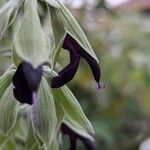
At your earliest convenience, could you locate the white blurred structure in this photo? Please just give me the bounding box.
[106,0,129,7]
[62,0,129,8]
[140,138,150,150]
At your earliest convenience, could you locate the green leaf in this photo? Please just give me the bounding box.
[50,137,59,150]
[0,0,23,39]
[0,56,12,75]
[14,0,51,68]
[53,91,65,134]
[32,77,57,147]
[5,138,16,150]
[0,84,19,134]
[0,70,14,98]
[52,86,94,141]
[25,125,40,150]
[48,6,66,67]
[15,116,28,142]
[0,33,12,52]
[0,134,9,149]
[53,1,99,62]
[44,0,60,8]
[12,12,23,67]
[12,46,22,67]
[0,49,11,57]
[30,143,41,150]
[0,1,5,7]
[44,68,64,133]
[44,67,94,140]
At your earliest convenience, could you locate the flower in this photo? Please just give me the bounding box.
[12,62,43,105]
[61,123,95,150]
[51,33,101,89]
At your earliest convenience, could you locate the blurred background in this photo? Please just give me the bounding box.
[59,0,150,150]
[0,0,150,150]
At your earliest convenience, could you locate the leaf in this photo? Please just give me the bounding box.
[53,0,99,62]
[50,137,59,150]
[52,86,94,141]
[32,77,57,147]
[44,0,60,8]
[44,67,94,140]
[0,33,12,51]
[0,0,23,39]
[15,117,28,142]
[53,91,65,134]
[0,134,9,149]
[0,84,19,134]
[5,138,16,150]
[30,143,40,150]
[14,0,51,68]
[0,49,11,57]
[25,125,40,150]
[12,13,23,67]
[44,68,64,133]
[48,6,66,67]
[0,70,14,98]
[12,45,22,67]
[0,56,12,75]
[0,1,5,7]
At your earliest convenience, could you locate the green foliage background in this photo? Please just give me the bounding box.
[58,2,150,150]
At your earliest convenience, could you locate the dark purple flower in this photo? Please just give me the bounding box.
[51,33,101,89]
[13,62,42,105]
[61,123,95,150]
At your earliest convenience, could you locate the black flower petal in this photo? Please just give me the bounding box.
[13,62,42,105]
[51,36,81,88]
[81,51,101,89]
[61,123,95,150]
[69,136,77,150]
[62,34,81,58]
[51,55,80,88]
[51,33,101,88]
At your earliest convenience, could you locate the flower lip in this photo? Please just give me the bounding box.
[51,33,101,89]
[12,62,43,105]
[51,54,80,88]
[61,123,95,150]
